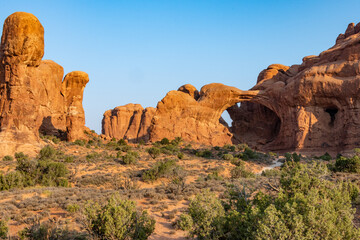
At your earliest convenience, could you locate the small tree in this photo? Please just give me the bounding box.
[83,194,155,240]
[147,147,161,159]
[122,151,139,165]
[178,189,225,239]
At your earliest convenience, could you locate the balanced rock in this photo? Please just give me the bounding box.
[0,12,89,156]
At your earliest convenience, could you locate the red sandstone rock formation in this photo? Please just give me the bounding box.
[102,104,155,142]
[102,84,262,145]
[102,21,360,152]
[149,83,261,145]
[229,22,360,152]
[62,71,89,142]
[0,12,89,156]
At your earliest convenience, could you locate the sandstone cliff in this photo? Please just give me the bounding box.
[0,12,89,156]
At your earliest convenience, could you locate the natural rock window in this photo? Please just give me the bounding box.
[325,107,338,126]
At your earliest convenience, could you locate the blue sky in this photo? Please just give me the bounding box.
[1,0,360,133]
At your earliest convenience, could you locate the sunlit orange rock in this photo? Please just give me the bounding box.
[102,104,156,142]
[103,21,360,152]
[0,12,89,156]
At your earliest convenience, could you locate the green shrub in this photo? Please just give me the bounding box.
[261,168,281,177]
[354,148,360,156]
[36,161,69,187]
[19,220,86,240]
[268,152,277,158]
[171,137,183,146]
[138,139,145,146]
[116,145,132,152]
[177,214,193,231]
[284,152,301,162]
[142,159,181,182]
[280,161,329,194]
[122,151,140,165]
[213,146,221,151]
[177,152,184,159]
[223,144,236,152]
[178,189,225,239]
[66,203,80,213]
[118,138,127,146]
[83,194,155,240]
[314,152,332,161]
[40,134,61,144]
[147,147,161,159]
[39,145,58,160]
[222,154,234,161]
[243,147,257,159]
[335,155,360,173]
[181,162,360,239]
[230,165,254,179]
[237,143,248,151]
[195,150,213,159]
[2,155,13,161]
[230,158,243,167]
[15,152,28,161]
[285,152,292,162]
[52,137,60,144]
[74,139,86,146]
[241,153,249,161]
[86,152,100,161]
[0,171,24,191]
[64,156,74,163]
[160,144,179,155]
[0,156,69,190]
[0,220,8,239]
[160,138,170,145]
[292,152,301,162]
[205,171,223,181]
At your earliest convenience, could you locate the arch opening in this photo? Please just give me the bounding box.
[220,110,232,127]
[226,102,281,148]
[325,107,338,127]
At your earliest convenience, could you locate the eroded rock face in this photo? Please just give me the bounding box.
[62,71,89,142]
[102,84,262,145]
[0,12,89,156]
[0,12,44,67]
[230,21,360,152]
[149,83,262,145]
[103,21,360,152]
[178,84,200,100]
[102,104,155,142]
